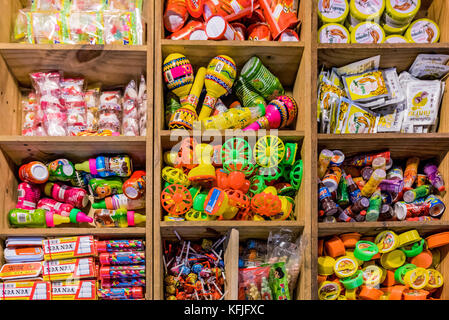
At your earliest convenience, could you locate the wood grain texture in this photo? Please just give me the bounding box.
[224,228,239,300]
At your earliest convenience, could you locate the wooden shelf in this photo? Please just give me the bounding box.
[318,221,449,237]
[317,43,449,50]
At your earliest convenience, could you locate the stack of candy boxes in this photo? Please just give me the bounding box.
[8,155,147,229]
[0,236,146,300]
[160,135,303,221]
[317,230,449,300]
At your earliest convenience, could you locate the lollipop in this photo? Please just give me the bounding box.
[198,55,237,120]
[243,95,298,131]
[253,135,285,168]
[161,184,193,216]
[163,53,194,103]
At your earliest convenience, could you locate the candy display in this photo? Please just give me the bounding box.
[23,72,147,136]
[318,230,446,300]
[239,229,305,300]
[8,154,146,228]
[318,54,446,134]
[161,136,302,221]
[163,0,300,41]
[0,236,146,300]
[317,0,440,44]
[164,54,298,131]
[318,149,446,223]
[163,236,227,300]
[12,0,144,45]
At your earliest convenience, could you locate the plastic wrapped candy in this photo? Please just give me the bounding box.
[13,9,31,43]
[103,10,142,45]
[164,0,189,33]
[99,91,122,134]
[61,78,87,136]
[70,0,106,11]
[238,266,272,300]
[259,0,299,39]
[61,11,104,44]
[122,80,139,136]
[29,0,70,11]
[137,75,147,136]
[21,93,38,136]
[108,0,143,11]
[85,87,100,132]
[29,11,63,44]
[30,72,67,136]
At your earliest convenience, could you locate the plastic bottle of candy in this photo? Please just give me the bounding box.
[88,177,124,199]
[123,171,146,200]
[424,163,445,192]
[16,182,41,210]
[75,155,133,178]
[361,169,386,197]
[37,198,93,223]
[44,182,89,208]
[47,159,76,182]
[318,180,338,216]
[92,194,145,210]
[346,175,362,203]
[93,209,146,227]
[19,161,49,184]
[8,208,70,228]
[403,157,420,190]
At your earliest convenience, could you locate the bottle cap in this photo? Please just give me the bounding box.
[70,208,93,224]
[127,211,135,226]
[317,256,335,276]
[31,163,49,182]
[404,267,429,290]
[334,256,358,278]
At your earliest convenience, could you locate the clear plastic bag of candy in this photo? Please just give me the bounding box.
[239,239,267,268]
[30,72,67,136]
[238,266,272,300]
[30,11,63,44]
[137,75,147,136]
[29,0,70,11]
[13,9,31,43]
[103,10,142,45]
[70,0,107,11]
[108,0,142,11]
[61,78,87,136]
[85,87,100,132]
[99,91,122,133]
[122,79,139,136]
[21,93,38,136]
[61,11,104,44]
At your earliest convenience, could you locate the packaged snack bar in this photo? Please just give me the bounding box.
[30,11,63,44]
[51,280,97,300]
[376,103,405,132]
[99,91,122,133]
[342,70,389,103]
[122,79,139,136]
[42,257,96,281]
[404,80,441,126]
[335,55,380,77]
[104,10,141,45]
[138,75,147,136]
[61,11,104,44]
[22,92,38,136]
[341,102,379,134]
[164,0,189,33]
[269,262,290,300]
[203,0,255,22]
[318,23,350,43]
[85,87,100,132]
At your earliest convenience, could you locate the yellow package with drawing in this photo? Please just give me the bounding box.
[342,70,389,102]
[341,101,379,134]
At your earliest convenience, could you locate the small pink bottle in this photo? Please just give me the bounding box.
[37,198,93,223]
[16,182,41,210]
[44,182,88,208]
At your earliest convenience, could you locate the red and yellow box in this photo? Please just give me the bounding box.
[51,280,98,300]
[0,262,42,281]
[0,281,51,300]
[42,257,96,281]
[42,236,97,261]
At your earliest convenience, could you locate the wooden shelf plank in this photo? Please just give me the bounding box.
[0,227,146,237]
[317,43,449,50]
[161,39,305,48]
[0,43,148,51]
[318,221,449,237]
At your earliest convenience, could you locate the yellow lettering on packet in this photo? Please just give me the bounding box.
[343,70,389,102]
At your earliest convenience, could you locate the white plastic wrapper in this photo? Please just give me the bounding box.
[85,88,100,132]
[122,80,139,136]
[99,91,122,133]
[138,75,147,136]
[61,78,87,136]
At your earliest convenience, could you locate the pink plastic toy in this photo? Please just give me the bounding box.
[243,95,298,131]
[45,182,89,208]
[16,182,41,210]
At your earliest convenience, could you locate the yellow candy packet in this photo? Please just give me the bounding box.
[341,100,379,134]
[342,70,389,102]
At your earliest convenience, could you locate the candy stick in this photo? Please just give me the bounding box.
[219,290,228,300]
[212,282,223,296]
[162,255,168,274]
[185,241,190,264]
[212,236,226,249]
[174,230,182,241]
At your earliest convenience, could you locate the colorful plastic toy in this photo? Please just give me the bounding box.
[187,144,216,184]
[254,135,285,168]
[249,175,267,196]
[204,187,230,216]
[251,188,282,216]
[290,159,304,190]
[161,184,193,216]
[162,166,190,187]
[163,53,194,102]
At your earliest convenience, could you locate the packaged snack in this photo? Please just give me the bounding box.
[405,18,440,43]
[104,10,141,45]
[42,236,97,260]
[318,23,350,43]
[239,239,267,268]
[99,91,122,133]
[0,262,43,281]
[51,280,97,300]
[70,0,106,11]
[13,9,31,43]
[42,257,96,281]
[382,68,405,106]
[122,79,139,136]
[22,92,39,136]
[317,0,349,24]
[269,262,290,300]
[335,55,380,77]
[342,70,389,103]
[108,0,143,11]
[61,11,104,44]
[164,0,189,33]
[30,11,63,44]
[61,78,87,135]
[350,21,385,43]
[258,0,299,39]
[203,0,254,22]
[170,20,204,40]
[138,75,147,136]
[376,103,405,132]
[30,0,70,11]
[85,87,100,132]
[404,80,441,126]
[238,266,272,300]
[0,281,51,300]
[341,102,379,134]
[409,54,449,80]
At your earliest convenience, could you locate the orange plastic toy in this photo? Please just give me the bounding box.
[359,285,383,300]
[161,184,193,216]
[251,192,282,216]
[426,231,449,249]
[324,236,345,258]
[339,233,362,248]
[188,144,216,184]
[225,189,250,220]
[216,169,250,193]
[176,137,198,170]
[410,250,433,269]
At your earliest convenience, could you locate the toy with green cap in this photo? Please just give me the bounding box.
[88,177,124,199]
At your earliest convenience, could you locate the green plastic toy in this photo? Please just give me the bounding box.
[290,160,303,190]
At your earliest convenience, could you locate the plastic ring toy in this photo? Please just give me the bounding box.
[225,189,250,210]
[290,159,303,190]
[318,281,340,300]
[354,241,379,261]
[249,175,267,196]
[394,264,417,284]
[404,267,428,290]
[258,165,284,182]
[334,256,358,278]
[400,239,425,257]
[374,230,399,253]
[221,138,254,175]
[253,135,285,168]
[161,184,193,216]
[340,270,364,290]
[162,166,190,187]
[277,183,297,197]
[185,209,215,221]
[251,192,282,216]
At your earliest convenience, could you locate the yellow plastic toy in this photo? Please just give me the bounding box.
[204,187,230,216]
[188,144,216,184]
[185,209,217,221]
[162,166,190,187]
[163,151,178,166]
[271,196,293,221]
